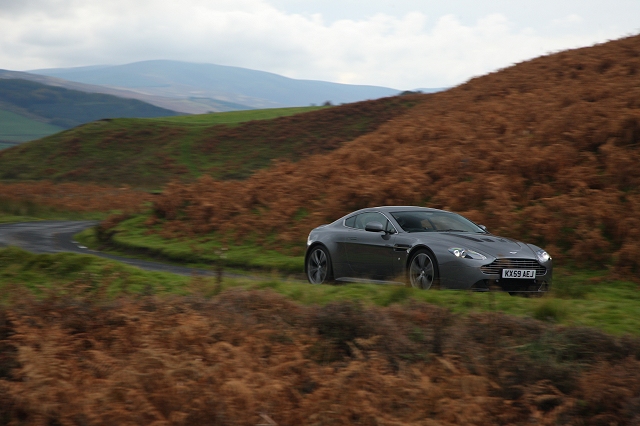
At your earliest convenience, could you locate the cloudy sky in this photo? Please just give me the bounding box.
[1,0,638,89]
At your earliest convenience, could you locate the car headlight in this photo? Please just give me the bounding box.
[536,249,551,263]
[448,247,487,260]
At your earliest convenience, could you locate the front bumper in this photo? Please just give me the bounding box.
[439,257,552,293]
[470,278,550,293]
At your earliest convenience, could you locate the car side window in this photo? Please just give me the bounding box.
[384,218,397,234]
[354,212,387,230]
[344,216,356,228]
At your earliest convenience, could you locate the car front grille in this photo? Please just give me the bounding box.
[480,258,547,276]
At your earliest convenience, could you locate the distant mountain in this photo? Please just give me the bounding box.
[0,78,179,143]
[0,69,248,114]
[29,60,403,110]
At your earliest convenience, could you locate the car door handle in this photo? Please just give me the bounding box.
[347,237,357,240]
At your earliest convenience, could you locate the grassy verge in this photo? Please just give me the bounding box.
[76,215,305,273]
[6,242,639,336]
[0,247,192,299]
[0,215,43,224]
[251,273,640,336]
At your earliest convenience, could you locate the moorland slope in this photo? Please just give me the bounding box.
[0,96,421,186]
[140,35,640,273]
[1,288,639,425]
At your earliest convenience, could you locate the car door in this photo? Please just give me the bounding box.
[344,212,397,279]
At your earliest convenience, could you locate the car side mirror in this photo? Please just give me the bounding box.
[365,221,384,232]
[479,225,487,232]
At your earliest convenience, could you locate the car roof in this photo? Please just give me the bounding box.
[349,206,444,215]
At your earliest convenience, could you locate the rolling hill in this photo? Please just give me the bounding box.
[0,78,179,143]
[30,60,402,109]
[0,68,247,114]
[0,95,422,186]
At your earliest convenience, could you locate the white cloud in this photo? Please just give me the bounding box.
[552,14,584,26]
[0,0,630,89]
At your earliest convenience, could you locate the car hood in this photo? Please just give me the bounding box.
[418,232,536,259]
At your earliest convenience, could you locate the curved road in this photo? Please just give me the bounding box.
[0,221,215,276]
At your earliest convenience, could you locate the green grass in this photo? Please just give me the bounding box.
[1,246,639,336]
[0,215,43,224]
[287,275,639,336]
[0,109,64,143]
[148,106,326,126]
[0,247,192,300]
[76,215,304,273]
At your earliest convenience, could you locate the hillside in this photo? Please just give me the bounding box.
[0,96,421,186]
[30,60,402,109]
[0,109,64,145]
[134,35,640,274]
[0,69,245,114]
[0,79,178,138]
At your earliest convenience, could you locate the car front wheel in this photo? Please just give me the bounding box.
[306,246,333,284]
[408,249,438,289]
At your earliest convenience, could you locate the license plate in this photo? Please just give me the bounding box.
[502,269,536,279]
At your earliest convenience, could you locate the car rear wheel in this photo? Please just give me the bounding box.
[307,246,333,284]
[408,249,438,289]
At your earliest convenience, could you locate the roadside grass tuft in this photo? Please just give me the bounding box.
[533,298,568,323]
[551,268,597,299]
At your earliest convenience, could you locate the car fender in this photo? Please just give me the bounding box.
[305,234,350,279]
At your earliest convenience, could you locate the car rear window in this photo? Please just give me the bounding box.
[344,216,356,227]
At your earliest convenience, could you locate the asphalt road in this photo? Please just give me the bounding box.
[0,220,215,276]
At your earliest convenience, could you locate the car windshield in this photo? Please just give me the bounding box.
[390,211,486,234]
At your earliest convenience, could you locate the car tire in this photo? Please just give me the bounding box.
[407,249,439,290]
[306,245,333,284]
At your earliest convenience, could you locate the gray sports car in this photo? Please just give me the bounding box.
[305,206,552,294]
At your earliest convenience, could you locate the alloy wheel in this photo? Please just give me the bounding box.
[307,248,328,284]
[409,252,434,289]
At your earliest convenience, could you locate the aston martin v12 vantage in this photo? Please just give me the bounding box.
[305,206,552,294]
